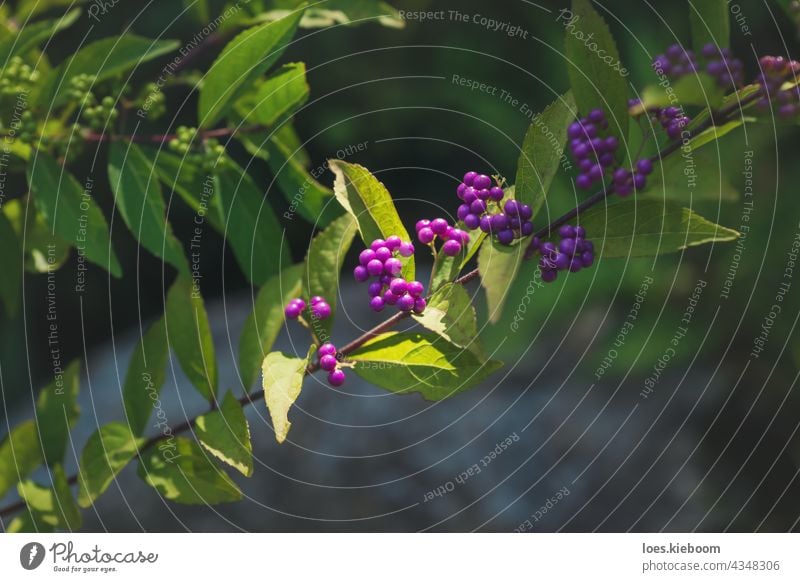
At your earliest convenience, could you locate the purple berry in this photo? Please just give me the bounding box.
[375,246,392,262]
[497,229,515,246]
[489,186,505,201]
[451,228,470,244]
[359,249,376,265]
[407,281,424,297]
[284,303,302,319]
[398,242,415,257]
[521,221,534,236]
[541,269,558,283]
[328,369,346,387]
[490,213,509,231]
[368,281,383,297]
[462,187,478,204]
[473,174,492,190]
[418,227,435,244]
[397,294,415,312]
[310,295,324,305]
[385,235,402,250]
[503,200,519,216]
[479,215,492,233]
[389,278,407,296]
[464,214,480,230]
[431,218,448,235]
[442,240,462,256]
[636,158,653,175]
[416,219,431,232]
[470,199,487,214]
[457,204,470,220]
[319,343,337,357]
[367,259,384,276]
[384,258,402,276]
[476,188,491,201]
[312,301,331,320]
[457,183,467,199]
[383,290,398,305]
[370,239,386,251]
[354,265,369,282]
[370,296,386,312]
[463,171,477,186]
[576,174,592,190]
[413,298,427,314]
[559,224,576,238]
[320,354,338,372]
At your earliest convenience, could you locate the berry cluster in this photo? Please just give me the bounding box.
[284,296,332,321]
[137,83,166,120]
[81,96,119,131]
[611,158,653,197]
[416,218,470,256]
[533,225,595,283]
[0,56,39,96]
[66,74,97,106]
[755,56,800,119]
[15,111,38,144]
[653,44,744,89]
[568,109,619,191]
[318,342,346,387]
[456,171,533,245]
[628,99,692,141]
[701,44,745,89]
[168,126,228,172]
[353,237,426,313]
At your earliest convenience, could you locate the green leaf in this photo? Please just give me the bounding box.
[514,92,576,216]
[303,213,357,338]
[137,437,242,505]
[283,0,405,28]
[77,422,143,508]
[199,9,304,127]
[477,239,525,323]
[27,152,122,277]
[412,284,482,355]
[35,34,180,107]
[0,8,80,65]
[141,147,225,232]
[216,159,289,285]
[236,62,309,127]
[108,142,188,274]
[646,149,738,202]
[123,317,170,436]
[577,199,740,258]
[18,464,81,530]
[0,210,22,314]
[196,391,253,477]
[239,263,304,388]
[3,198,72,274]
[329,159,414,279]
[564,0,629,142]
[165,276,217,401]
[349,332,503,401]
[0,421,43,499]
[36,360,80,468]
[640,73,726,110]
[262,348,313,444]
[689,0,730,50]
[7,509,54,533]
[266,127,339,225]
[429,230,486,292]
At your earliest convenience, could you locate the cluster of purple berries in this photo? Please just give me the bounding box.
[416,218,470,256]
[653,44,743,89]
[284,295,332,321]
[568,109,619,191]
[610,158,654,197]
[756,55,800,119]
[628,99,692,141]
[317,342,346,387]
[353,237,427,314]
[456,171,533,245]
[533,225,595,283]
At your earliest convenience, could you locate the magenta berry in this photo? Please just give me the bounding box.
[418,227,435,244]
[442,239,462,256]
[533,224,595,283]
[328,369,346,387]
[319,343,337,357]
[311,300,331,320]
[397,294,415,312]
[370,296,386,312]
[367,259,384,276]
[353,237,424,315]
[354,265,368,282]
[319,354,338,372]
[284,303,302,319]
[407,280,424,297]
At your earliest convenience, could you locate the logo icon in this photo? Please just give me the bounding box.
[20,542,46,570]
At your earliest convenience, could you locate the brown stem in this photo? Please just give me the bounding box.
[0,92,760,525]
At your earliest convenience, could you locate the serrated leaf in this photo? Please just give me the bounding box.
[262,348,313,444]
[266,127,339,226]
[108,142,188,274]
[329,159,414,279]
[412,284,482,355]
[165,276,217,401]
[564,0,628,142]
[0,8,80,66]
[477,239,525,323]
[123,317,169,436]
[577,198,740,258]
[77,422,143,508]
[196,391,253,477]
[36,360,80,467]
[17,464,81,530]
[35,34,180,107]
[303,213,357,338]
[349,332,502,401]
[0,210,22,314]
[515,92,576,216]
[140,147,225,232]
[137,437,242,505]
[239,263,304,388]
[646,149,738,202]
[0,420,43,499]
[27,152,121,277]
[2,198,72,274]
[236,62,309,126]
[199,9,304,127]
[216,159,289,285]
[282,0,405,28]
[689,0,730,50]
